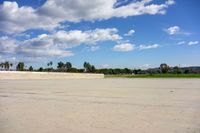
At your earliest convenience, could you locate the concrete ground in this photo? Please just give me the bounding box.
[0,79,200,133]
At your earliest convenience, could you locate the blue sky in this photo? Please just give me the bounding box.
[0,0,199,69]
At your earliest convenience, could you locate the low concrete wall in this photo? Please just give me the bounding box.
[0,71,104,79]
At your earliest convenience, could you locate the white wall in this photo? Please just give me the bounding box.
[0,71,104,79]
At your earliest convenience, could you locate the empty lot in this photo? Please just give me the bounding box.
[0,79,200,133]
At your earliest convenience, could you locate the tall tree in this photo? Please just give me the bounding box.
[57,61,65,70]
[47,61,53,71]
[10,63,13,70]
[47,61,53,67]
[83,62,95,73]
[83,62,89,72]
[65,62,72,71]
[16,62,25,71]
[49,61,53,66]
[0,63,4,69]
[29,66,33,71]
[4,61,12,71]
[91,65,96,73]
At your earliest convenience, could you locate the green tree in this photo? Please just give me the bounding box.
[49,61,53,66]
[38,67,43,72]
[10,63,13,70]
[16,62,25,71]
[83,62,89,72]
[160,63,169,73]
[65,62,72,71]
[3,61,13,71]
[83,62,95,73]
[123,68,132,74]
[184,69,190,74]
[29,66,33,71]
[0,63,4,69]
[91,65,96,73]
[173,66,181,74]
[47,61,53,67]
[47,61,53,72]
[57,61,65,71]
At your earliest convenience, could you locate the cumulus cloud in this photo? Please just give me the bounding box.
[39,0,174,21]
[165,26,180,35]
[0,0,175,33]
[165,26,191,36]
[0,28,121,58]
[53,28,121,48]
[0,36,18,54]
[188,41,199,46]
[0,1,61,33]
[139,44,159,50]
[113,43,135,52]
[17,34,74,58]
[124,29,135,36]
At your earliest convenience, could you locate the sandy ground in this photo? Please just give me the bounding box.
[0,79,200,133]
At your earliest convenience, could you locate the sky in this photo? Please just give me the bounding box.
[0,0,199,69]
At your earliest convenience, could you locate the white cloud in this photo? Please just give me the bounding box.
[177,41,186,45]
[53,28,121,48]
[17,34,74,58]
[101,64,110,68]
[165,26,180,35]
[139,64,152,69]
[165,26,191,36]
[0,1,61,33]
[124,29,135,36]
[113,43,135,52]
[0,28,121,59]
[0,36,18,54]
[139,44,159,50]
[39,0,174,20]
[165,0,175,5]
[90,46,100,52]
[180,64,191,67]
[0,0,175,33]
[188,41,199,46]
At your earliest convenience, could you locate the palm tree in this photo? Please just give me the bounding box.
[4,61,10,71]
[49,61,53,66]
[10,63,13,70]
[57,61,65,71]
[83,62,95,73]
[0,61,13,71]
[91,65,95,73]
[83,62,89,72]
[65,62,72,71]
[47,61,53,67]
[47,61,53,71]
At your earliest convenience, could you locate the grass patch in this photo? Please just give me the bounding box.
[105,74,200,78]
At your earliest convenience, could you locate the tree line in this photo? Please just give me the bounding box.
[0,61,199,74]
